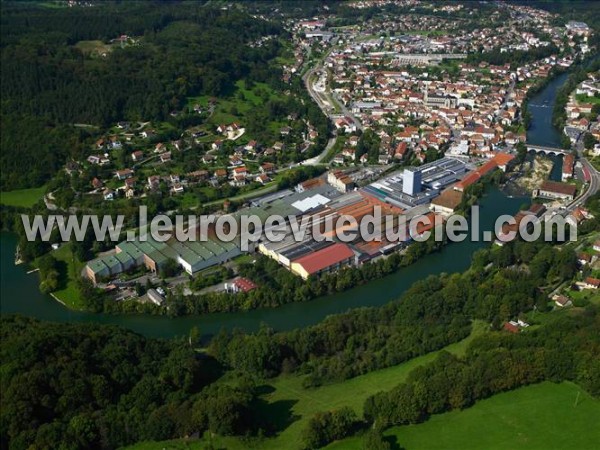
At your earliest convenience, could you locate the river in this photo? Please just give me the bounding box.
[526,72,568,181]
[0,70,566,339]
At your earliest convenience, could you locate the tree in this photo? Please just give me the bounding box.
[160,258,180,279]
[363,426,391,450]
[189,326,201,347]
[583,132,596,150]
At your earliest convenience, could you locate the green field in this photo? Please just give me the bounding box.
[188,80,287,142]
[327,381,600,450]
[0,186,45,208]
[74,40,112,56]
[47,244,85,309]
[125,322,486,450]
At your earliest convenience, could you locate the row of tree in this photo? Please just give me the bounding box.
[208,237,578,383]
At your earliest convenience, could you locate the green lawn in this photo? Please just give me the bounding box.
[0,186,46,208]
[576,94,600,105]
[327,381,600,450]
[74,40,112,56]
[124,322,487,450]
[202,80,288,142]
[49,244,85,309]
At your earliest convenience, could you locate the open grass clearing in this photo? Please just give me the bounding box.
[0,186,46,208]
[327,381,600,450]
[124,321,487,450]
[48,244,85,310]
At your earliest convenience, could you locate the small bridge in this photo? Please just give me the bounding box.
[526,144,570,156]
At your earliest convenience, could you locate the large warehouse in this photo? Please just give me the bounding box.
[85,234,241,283]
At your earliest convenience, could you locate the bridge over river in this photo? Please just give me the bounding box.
[526,144,570,156]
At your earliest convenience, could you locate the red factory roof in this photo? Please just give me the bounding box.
[493,152,515,166]
[292,243,354,275]
[233,277,257,292]
[454,153,515,191]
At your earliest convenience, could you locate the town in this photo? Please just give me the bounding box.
[2,2,600,450]
[71,3,600,309]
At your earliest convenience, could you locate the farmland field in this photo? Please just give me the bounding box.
[0,186,45,208]
[327,381,600,450]
[125,322,487,450]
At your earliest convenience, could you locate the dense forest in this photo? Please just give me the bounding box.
[0,2,284,189]
[0,315,286,449]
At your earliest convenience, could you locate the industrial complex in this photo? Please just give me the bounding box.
[85,154,515,284]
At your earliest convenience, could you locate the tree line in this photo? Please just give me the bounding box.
[207,237,578,384]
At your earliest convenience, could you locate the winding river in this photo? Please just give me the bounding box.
[0,71,566,339]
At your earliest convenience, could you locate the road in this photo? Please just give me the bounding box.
[301,136,336,166]
[563,128,600,212]
[565,157,600,213]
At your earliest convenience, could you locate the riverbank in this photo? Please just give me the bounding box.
[0,187,526,339]
[0,40,578,339]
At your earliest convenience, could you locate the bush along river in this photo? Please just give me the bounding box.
[1,190,525,339]
[0,69,568,339]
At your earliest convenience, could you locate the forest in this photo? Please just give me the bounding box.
[0,2,284,190]
[0,315,283,450]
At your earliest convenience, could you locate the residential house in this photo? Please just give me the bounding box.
[141,130,156,140]
[260,162,275,174]
[583,277,600,289]
[103,188,115,201]
[115,169,134,181]
[131,150,144,162]
[554,295,573,308]
[91,177,103,189]
[256,173,270,185]
[214,169,227,180]
[202,154,216,164]
[327,170,355,193]
[147,175,161,190]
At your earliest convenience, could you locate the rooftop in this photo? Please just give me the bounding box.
[292,243,355,275]
[539,180,577,196]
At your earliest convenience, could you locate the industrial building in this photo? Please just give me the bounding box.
[85,234,242,284]
[362,157,467,208]
[290,243,356,280]
[535,180,577,201]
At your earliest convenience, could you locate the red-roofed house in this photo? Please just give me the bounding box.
[584,277,600,289]
[562,154,574,181]
[503,321,520,334]
[290,243,355,280]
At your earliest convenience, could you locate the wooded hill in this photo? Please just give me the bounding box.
[0,2,284,189]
